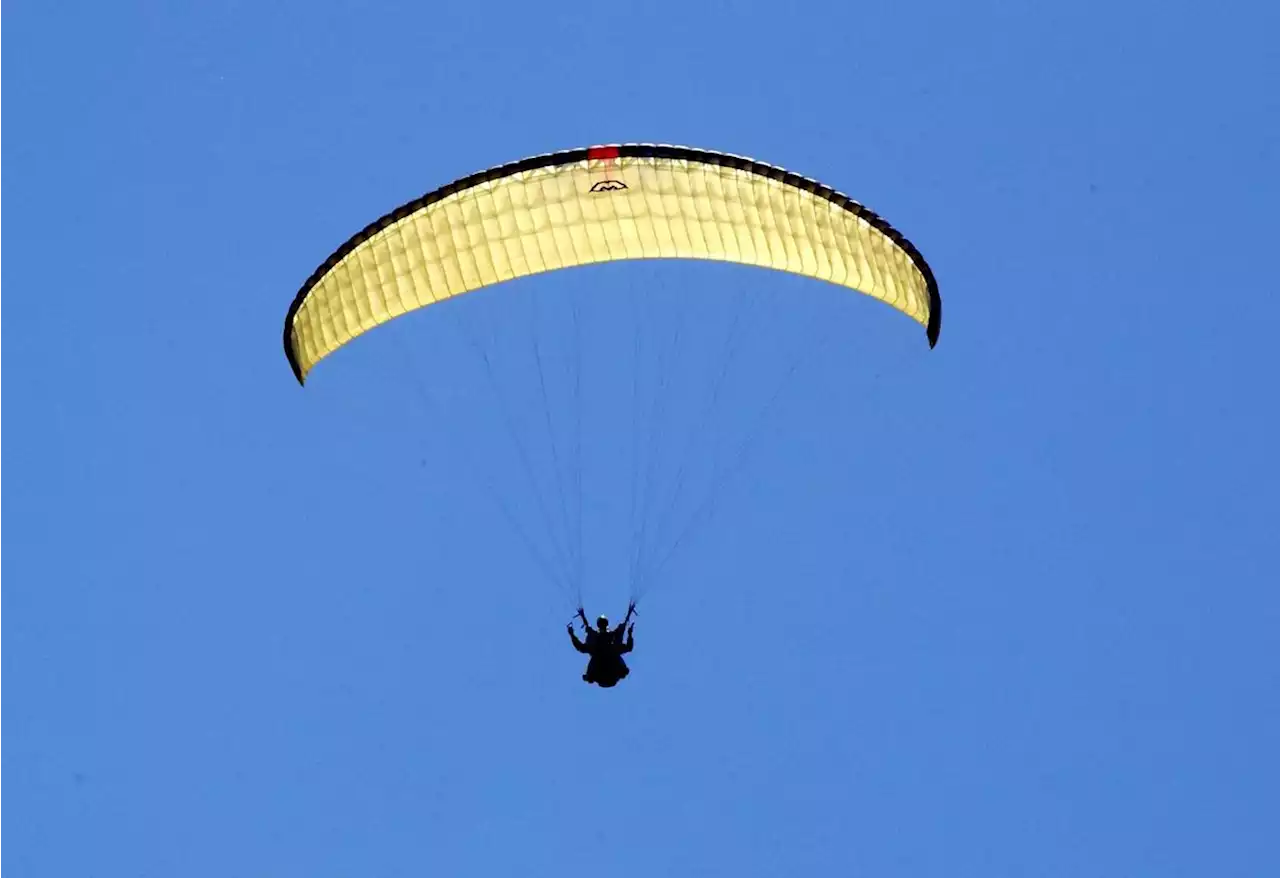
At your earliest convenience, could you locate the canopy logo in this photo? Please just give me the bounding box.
[590,180,628,193]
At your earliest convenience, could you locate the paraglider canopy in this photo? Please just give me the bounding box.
[283,143,940,384]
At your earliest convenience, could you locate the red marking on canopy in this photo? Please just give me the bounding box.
[587,145,620,161]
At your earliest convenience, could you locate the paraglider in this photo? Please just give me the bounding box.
[282,143,940,685]
[568,603,637,688]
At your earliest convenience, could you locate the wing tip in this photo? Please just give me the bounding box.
[923,265,942,349]
[284,322,307,386]
[927,297,941,349]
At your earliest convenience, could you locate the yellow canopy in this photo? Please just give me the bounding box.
[284,144,940,383]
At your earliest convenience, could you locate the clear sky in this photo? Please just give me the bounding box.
[6,1,1278,875]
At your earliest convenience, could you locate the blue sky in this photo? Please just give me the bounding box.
[6,1,1278,875]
